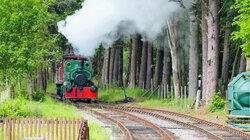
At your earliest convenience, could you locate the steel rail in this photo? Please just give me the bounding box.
[76,104,133,140]
[106,104,250,139]
[102,107,173,140]
[102,104,224,140]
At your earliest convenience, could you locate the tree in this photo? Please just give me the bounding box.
[129,36,139,87]
[109,47,116,85]
[139,41,148,89]
[167,20,181,99]
[0,0,59,98]
[162,36,172,90]
[188,0,199,99]
[201,0,209,99]
[220,21,231,98]
[231,0,250,58]
[203,0,220,104]
[146,42,154,90]
[125,40,132,87]
[154,38,164,87]
[102,48,110,84]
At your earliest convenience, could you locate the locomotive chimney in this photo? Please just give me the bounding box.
[78,60,84,69]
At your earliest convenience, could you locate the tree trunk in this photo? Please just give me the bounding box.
[125,40,132,87]
[167,21,181,99]
[146,42,154,90]
[204,0,220,104]
[154,39,164,87]
[231,46,241,80]
[102,48,110,84]
[136,36,142,84]
[129,36,139,87]
[109,47,115,85]
[162,39,171,90]
[37,66,43,90]
[26,75,33,100]
[118,46,123,87]
[139,41,148,89]
[113,48,120,84]
[202,0,209,101]
[238,54,246,74]
[220,21,231,98]
[188,1,199,99]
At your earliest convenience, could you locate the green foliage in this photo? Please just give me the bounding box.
[0,96,80,118]
[208,92,227,112]
[231,0,250,57]
[0,0,60,83]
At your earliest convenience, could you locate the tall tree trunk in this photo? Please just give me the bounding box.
[231,46,241,80]
[220,21,231,98]
[139,41,148,89]
[167,21,181,99]
[37,66,43,90]
[154,39,164,87]
[118,46,123,87]
[146,42,154,90]
[204,0,220,104]
[202,0,209,101]
[162,38,171,90]
[26,75,33,100]
[113,48,120,84]
[109,47,115,85]
[125,40,132,87]
[238,54,246,74]
[136,36,142,84]
[129,36,139,87]
[102,48,110,84]
[188,1,199,99]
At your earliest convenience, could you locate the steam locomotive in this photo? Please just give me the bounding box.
[56,54,98,102]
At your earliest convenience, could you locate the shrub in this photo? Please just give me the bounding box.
[208,92,227,112]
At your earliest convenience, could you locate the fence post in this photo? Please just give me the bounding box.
[184,86,187,108]
[151,79,153,94]
[171,86,173,101]
[181,87,183,107]
[158,86,161,98]
[17,117,20,140]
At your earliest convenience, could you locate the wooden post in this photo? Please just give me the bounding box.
[158,85,161,98]
[21,117,24,139]
[60,117,63,140]
[47,118,50,139]
[171,86,173,101]
[30,117,33,138]
[73,118,76,140]
[12,117,15,140]
[17,117,20,140]
[1,117,4,140]
[26,117,29,138]
[161,84,164,99]
[51,118,54,140]
[184,86,187,108]
[151,79,153,95]
[65,118,67,140]
[38,118,42,137]
[69,118,71,140]
[34,117,37,137]
[195,90,201,110]
[181,87,183,107]
[43,117,46,139]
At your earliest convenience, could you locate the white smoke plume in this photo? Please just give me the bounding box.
[58,0,185,56]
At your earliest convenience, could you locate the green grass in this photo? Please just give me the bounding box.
[89,123,111,140]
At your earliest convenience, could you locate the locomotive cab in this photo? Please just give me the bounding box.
[56,54,97,101]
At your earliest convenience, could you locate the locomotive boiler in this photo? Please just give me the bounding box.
[56,54,98,102]
[228,72,250,116]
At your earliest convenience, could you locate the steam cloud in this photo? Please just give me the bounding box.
[58,0,185,56]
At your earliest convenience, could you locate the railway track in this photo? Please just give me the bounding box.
[98,103,250,140]
[49,94,250,140]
